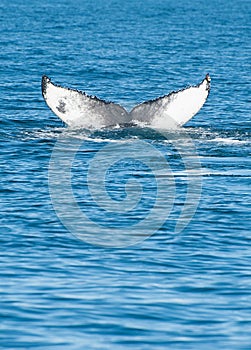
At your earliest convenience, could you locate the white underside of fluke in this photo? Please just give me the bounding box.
[42,75,210,129]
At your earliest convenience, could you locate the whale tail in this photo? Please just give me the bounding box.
[42,74,210,129]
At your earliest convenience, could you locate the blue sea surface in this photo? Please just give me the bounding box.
[1,0,251,349]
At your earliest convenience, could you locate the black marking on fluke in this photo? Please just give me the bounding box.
[56,100,66,114]
[41,75,49,97]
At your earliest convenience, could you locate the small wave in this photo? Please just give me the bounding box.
[183,127,250,145]
[207,137,250,145]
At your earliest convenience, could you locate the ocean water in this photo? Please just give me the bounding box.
[1,0,251,349]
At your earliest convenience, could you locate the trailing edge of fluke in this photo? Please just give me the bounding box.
[42,74,211,129]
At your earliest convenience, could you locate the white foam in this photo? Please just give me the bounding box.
[209,137,250,145]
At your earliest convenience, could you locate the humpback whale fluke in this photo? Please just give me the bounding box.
[42,74,210,129]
